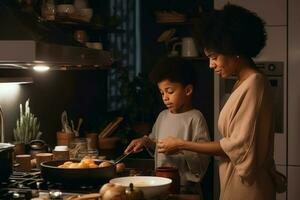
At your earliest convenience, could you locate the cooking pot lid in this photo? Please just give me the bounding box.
[0,143,15,150]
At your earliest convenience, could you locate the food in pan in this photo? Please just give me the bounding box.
[56,156,125,170]
[58,157,104,169]
[116,162,125,173]
[58,158,98,169]
[99,161,113,168]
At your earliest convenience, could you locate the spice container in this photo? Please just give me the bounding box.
[41,0,56,21]
[53,146,69,160]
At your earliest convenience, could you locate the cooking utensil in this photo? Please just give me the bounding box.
[40,160,116,185]
[99,117,123,138]
[0,143,14,182]
[76,118,83,133]
[112,151,132,164]
[70,118,83,137]
[61,111,72,134]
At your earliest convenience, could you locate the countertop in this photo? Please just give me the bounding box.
[168,194,201,200]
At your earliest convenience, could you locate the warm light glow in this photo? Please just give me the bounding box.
[0,84,20,97]
[33,65,50,72]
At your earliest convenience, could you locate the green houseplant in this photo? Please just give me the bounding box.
[13,99,42,145]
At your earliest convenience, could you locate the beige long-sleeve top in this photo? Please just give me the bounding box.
[218,73,276,200]
[149,109,210,186]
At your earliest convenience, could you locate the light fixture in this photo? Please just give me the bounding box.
[0,77,33,84]
[33,65,50,72]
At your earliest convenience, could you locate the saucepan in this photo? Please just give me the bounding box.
[0,143,15,182]
[40,159,116,186]
[40,151,132,186]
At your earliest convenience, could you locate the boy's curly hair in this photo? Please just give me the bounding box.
[149,57,196,87]
[194,4,267,57]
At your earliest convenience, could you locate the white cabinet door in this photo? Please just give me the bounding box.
[255,27,287,62]
[288,166,300,200]
[288,0,300,166]
[214,0,286,25]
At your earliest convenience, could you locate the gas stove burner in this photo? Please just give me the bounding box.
[0,188,39,199]
[0,171,102,200]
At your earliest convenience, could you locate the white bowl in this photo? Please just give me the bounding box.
[110,176,172,199]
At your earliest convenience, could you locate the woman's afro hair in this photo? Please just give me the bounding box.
[194,3,267,57]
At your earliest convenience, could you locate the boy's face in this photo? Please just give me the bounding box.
[158,79,193,113]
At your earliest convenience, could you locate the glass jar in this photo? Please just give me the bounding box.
[41,0,56,21]
[69,138,87,159]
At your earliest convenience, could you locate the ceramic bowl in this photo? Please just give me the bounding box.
[109,176,172,199]
[56,4,75,15]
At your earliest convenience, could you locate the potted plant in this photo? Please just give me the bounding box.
[13,99,42,155]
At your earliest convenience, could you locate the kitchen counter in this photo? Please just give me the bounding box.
[169,194,201,200]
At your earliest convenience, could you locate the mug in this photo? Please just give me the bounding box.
[156,166,180,194]
[53,146,69,160]
[36,153,53,168]
[181,37,198,57]
[170,37,199,57]
[15,154,32,172]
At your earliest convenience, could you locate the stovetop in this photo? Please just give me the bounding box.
[0,170,101,200]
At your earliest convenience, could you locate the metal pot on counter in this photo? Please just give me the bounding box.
[0,143,15,182]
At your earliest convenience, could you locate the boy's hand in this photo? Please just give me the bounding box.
[124,138,145,154]
[157,137,183,154]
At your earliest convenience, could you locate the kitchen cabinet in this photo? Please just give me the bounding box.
[288,166,300,200]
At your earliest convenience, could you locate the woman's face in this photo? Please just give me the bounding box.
[204,49,239,78]
[158,79,192,113]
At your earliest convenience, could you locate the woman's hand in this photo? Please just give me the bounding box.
[157,137,184,154]
[124,138,145,154]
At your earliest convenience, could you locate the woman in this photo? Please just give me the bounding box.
[157,4,282,200]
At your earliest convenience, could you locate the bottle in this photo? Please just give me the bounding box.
[41,0,56,21]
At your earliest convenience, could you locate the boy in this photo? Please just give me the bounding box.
[124,57,210,194]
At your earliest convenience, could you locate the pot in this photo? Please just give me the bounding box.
[40,160,116,186]
[0,143,15,182]
[28,139,50,158]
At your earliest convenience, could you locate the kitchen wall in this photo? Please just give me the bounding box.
[288,0,300,199]
[0,69,108,147]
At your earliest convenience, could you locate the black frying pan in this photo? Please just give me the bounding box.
[40,160,116,186]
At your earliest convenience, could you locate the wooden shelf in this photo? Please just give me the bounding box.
[156,17,200,26]
[40,18,124,33]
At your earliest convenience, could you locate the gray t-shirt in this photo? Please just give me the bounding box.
[149,109,210,185]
